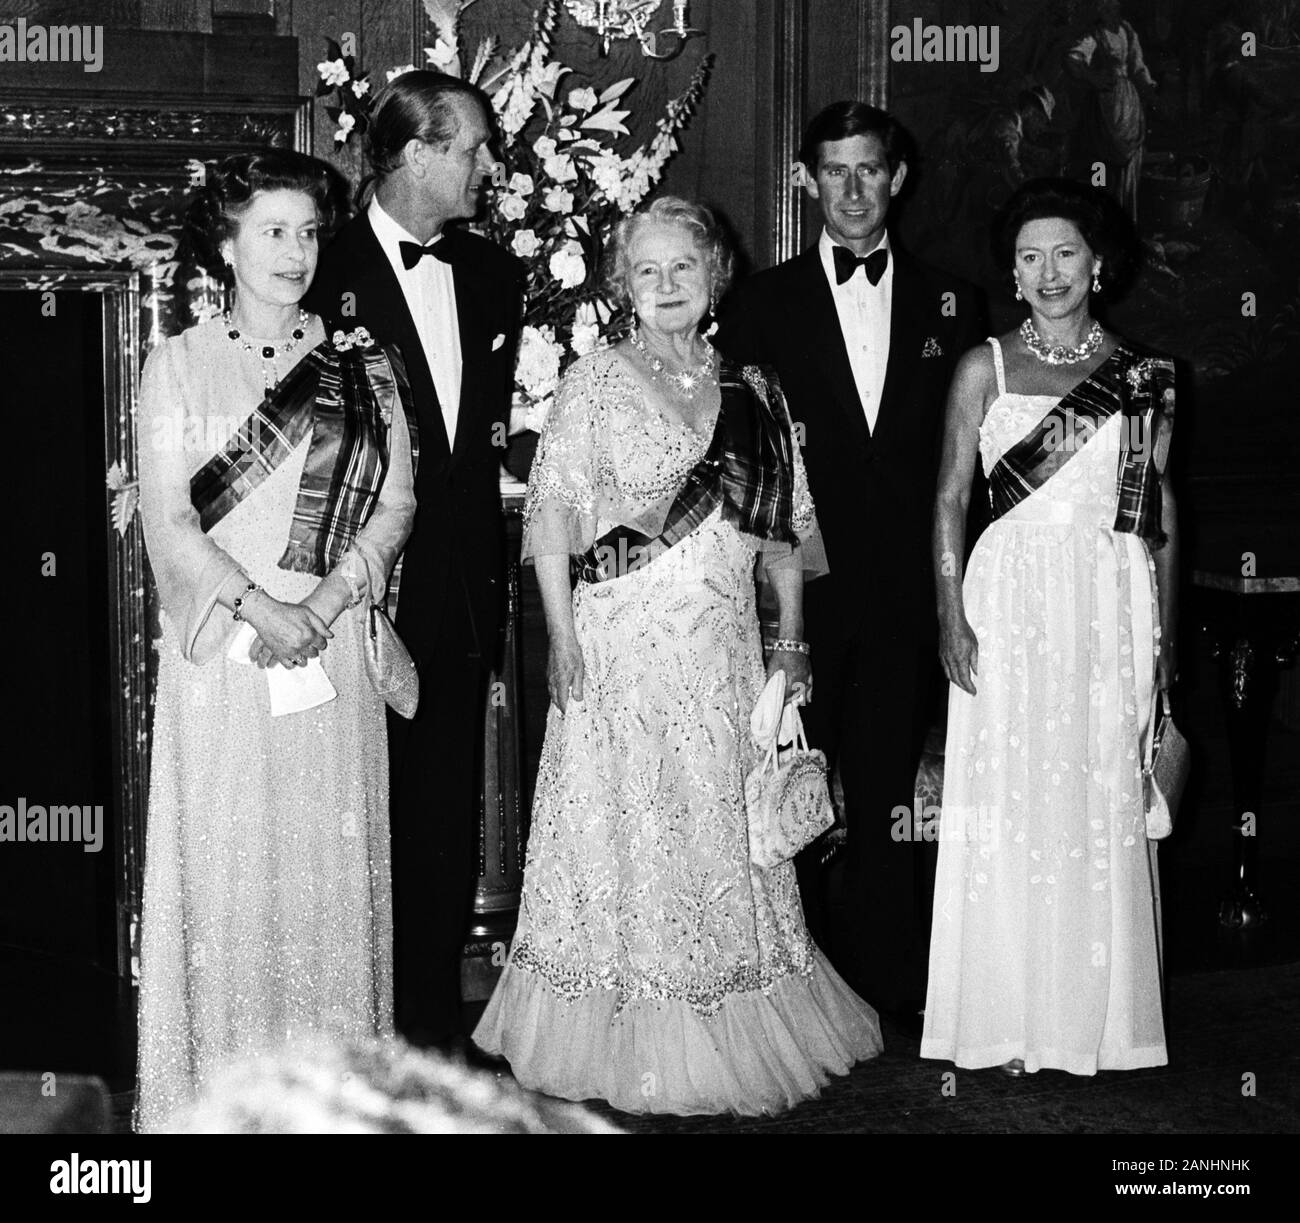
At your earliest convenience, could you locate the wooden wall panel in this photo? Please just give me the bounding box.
[0,1,143,23]
[140,0,211,31]
[289,0,361,156]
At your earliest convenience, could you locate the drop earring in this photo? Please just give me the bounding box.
[704,292,719,339]
[1014,279,1023,302]
[1092,268,1102,293]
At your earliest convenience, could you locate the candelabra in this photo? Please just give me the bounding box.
[565,0,703,60]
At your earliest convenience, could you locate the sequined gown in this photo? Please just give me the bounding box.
[473,350,882,1116]
[134,320,400,1131]
[920,338,1167,1074]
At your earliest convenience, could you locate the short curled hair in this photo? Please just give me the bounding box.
[798,101,912,175]
[181,148,349,287]
[603,196,735,313]
[992,177,1139,297]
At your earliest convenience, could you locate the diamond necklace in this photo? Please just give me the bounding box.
[630,329,716,400]
[224,308,309,389]
[1020,317,1103,365]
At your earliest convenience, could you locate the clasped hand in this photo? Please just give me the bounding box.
[243,594,333,669]
[767,649,813,706]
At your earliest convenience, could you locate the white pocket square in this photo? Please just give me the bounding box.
[491,333,506,351]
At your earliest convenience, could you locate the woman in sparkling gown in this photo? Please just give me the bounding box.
[922,179,1175,1075]
[474,198,882,1115]
[134,150,416,1130]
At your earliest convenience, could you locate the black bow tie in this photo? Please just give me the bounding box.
[399,238,453,270]
[832,245,888,286]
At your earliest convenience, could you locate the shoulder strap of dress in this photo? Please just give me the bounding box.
[987,336,1006,398]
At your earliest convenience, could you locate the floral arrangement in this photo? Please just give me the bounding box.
[316,0,712,431]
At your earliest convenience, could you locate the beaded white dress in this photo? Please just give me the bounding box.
[920,338,1167,1074]
[133,320,411,1131]
[473,350,882,1116]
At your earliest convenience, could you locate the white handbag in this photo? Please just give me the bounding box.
[744,670,835,869]
[1144,690,1189,840]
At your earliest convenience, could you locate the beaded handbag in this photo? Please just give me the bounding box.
[744,671,835,868]
[363,603,419,719]
[1144,690,1189,840]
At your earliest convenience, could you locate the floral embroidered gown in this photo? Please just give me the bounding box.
[921,337,1167,1074]
[473,349,882,1115]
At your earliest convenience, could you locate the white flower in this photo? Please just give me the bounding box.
[508,172,535,197]
[542,154,578,184]
[350,79,370,99]
[511,229,541,258]
[516,325,563,401]
[424,37,457,69]
[386,63,416,83]
[317,58,349,89]
[498,192,528,222]
[587,149,625,199]
[532,136,558,161]
[548,239,587,290]
[542,187,574,214]
[570,321,601,357]
[568,86,599,113]
[333,112,357,144]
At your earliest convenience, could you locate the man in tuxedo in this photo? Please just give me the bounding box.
[305,71,524,1050]
[716,101,982,1036]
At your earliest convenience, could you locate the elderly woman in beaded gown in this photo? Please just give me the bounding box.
[134,150,416,1130]
[474,198,881,1116]
[922,179,1175,1076]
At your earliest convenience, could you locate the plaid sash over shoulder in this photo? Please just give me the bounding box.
[189,338,417,578]
[987,344,1172,543]
[573,358,797,583]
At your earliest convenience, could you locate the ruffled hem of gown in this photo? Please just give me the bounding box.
[472,948,884,1117]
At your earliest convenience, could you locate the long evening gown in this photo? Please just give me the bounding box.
[134,319,407,1130]
[921,337,1167,1074]
[474,350,882,1115]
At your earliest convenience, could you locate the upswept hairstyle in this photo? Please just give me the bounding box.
[603,196,735,312]
[364,69,490,179]
[797,101,913,175]
[182,148,349,287]
[992,177,1139,297]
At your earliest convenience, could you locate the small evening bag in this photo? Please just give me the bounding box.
[745,670,835,868]
[363,603,419,719]
[1144,690,1189,840]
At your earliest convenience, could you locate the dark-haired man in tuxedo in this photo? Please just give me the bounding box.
[305,71,524,1051]
[716,101,982,1037]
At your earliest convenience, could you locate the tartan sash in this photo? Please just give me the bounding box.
[573,359,797,584]
[987,344,1172,542]
[189,338,416,578]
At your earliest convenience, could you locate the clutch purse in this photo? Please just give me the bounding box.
[363,603,419,719]
[1144,690,1189,840]
[744,671,835,869]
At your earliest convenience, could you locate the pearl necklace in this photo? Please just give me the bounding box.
[224,308,309,389]
[630,330,716,400]
[1020,317,1104,365]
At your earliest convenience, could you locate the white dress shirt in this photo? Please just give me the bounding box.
[818,227,892,434]
[368,197,463,447]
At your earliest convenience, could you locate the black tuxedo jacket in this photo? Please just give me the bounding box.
[304,215,525,665]
[715,242,983,642]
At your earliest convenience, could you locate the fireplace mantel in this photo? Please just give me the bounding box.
[0,27,307,165]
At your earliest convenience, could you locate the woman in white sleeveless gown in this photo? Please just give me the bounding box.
[923,180,1176,1075]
